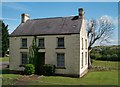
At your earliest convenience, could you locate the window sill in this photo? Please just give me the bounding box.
[56,67,66,69]
[38,47,45,49]
[56,47,66,49]
[20,47,28,49]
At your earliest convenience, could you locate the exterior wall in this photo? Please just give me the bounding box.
[9,36,33,70]
[79,19,88,77]
[10,34,80,75]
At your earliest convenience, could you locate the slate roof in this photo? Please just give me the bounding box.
[10,16,82,36]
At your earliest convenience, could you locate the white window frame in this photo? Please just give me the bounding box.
[21,52,28,64]
[85,52,87,65]
[57,37,64,48]
[81,52,84,69]
[38,38,45,48]
[21,38,27,48]
[57,53,65,67]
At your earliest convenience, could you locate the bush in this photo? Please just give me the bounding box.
[24,64,35,75]
[90,53,102,60]
[90,53,95,59]
[109,54,118,61]
[44,64,55,76]
[100,55,107,61]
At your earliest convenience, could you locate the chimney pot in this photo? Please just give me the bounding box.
[78,8,84,19]
[21,13,30,23]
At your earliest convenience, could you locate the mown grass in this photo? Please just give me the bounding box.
[1,60,119,85]
[26,70,118,85]
[1,74,21,85]
[92,60,119,70]
[0,57,9,62]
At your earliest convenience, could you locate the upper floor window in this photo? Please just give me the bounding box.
[38,38,44,48]
[21,52,28,64]
[82,38,83,50]
[57,37,64,48]
[85,39,87,49]
[21,38,27,48]
[57,53,65,67]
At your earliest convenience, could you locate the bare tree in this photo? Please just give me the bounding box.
[87,16,114,68]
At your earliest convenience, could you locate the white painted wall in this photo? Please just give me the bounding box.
[10,34,81,75]
[79,19,88,76]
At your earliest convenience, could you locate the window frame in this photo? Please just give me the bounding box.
[21,38,27,48]
[85,52,87,65]
[81,52,84,69]
[38,38,45,48]
[82,38,84,50]
[21,52,28,65]
[57,37,65,48]
[56,53,65,68]
[85,39,87,49]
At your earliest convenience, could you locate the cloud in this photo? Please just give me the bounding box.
[101,15,118,28]
[2,2,29,11]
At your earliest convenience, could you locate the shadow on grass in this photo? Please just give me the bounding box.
[0,69,9,74]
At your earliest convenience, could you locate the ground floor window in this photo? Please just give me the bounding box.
[81,52,83,68]
[21,52,28,64]
[85,52,87,65]
[57,53,65,67]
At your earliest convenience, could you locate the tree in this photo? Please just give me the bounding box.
[1,20,9,57]
[0,20,2,57]
[29,36,40,74]
[87,16,114,68]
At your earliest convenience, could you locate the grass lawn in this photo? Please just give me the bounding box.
[1,74,21,85]
[0,57,9,62]
[92,60,119,70]
[26,70,118,85]
[1,60,119,85]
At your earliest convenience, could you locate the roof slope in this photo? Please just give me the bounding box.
[10,16,82,36]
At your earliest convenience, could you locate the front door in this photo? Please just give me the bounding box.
[38,52,45,75]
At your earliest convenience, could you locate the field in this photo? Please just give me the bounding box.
[1,60,119,85]
[92,60,119,70]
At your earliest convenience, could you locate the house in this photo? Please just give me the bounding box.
[9,8,88,77]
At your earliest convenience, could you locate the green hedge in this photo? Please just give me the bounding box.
[24,64,35,75]
[90,53,119,61]
[43,64,55,76]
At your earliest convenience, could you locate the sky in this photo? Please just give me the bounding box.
[1,2,118,46]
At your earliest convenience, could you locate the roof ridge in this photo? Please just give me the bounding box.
[30,16,76,21]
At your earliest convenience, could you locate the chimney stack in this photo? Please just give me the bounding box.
[78,8,84,19]
[21,13,30,23]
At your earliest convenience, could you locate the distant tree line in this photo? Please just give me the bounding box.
[90,45,120,61]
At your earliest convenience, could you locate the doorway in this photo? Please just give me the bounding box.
[38,52,45,75]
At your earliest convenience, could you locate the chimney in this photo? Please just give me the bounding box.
[21,13,30,23]
[78,8,84,19]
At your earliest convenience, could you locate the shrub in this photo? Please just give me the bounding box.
[24,64,35,75]
[90,53,102,60]
[44,64,55,76]
[100,55,107,61]
[109,54,118,61]
[90,53,95,59]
